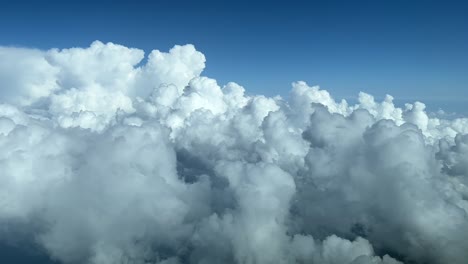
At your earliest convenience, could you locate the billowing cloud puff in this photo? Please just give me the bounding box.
[0,47,60,105]
[0,41,467,264]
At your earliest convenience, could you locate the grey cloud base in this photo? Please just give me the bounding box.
[0,41,467,264]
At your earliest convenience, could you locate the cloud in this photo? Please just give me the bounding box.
[0,41,467,264]
[0,47,59,106]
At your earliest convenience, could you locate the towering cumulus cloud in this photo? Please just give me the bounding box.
[0,41,467,264]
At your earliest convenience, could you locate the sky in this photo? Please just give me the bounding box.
[0,0,467,108]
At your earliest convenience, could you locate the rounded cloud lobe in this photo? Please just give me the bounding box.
[0,41,467,264]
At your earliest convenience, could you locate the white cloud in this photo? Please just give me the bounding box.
[0,41,467,264]
[0,47,59,105]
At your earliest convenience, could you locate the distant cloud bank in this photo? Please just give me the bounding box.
[0,41,467,264]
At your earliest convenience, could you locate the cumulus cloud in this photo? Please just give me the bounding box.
[0,41,467,264]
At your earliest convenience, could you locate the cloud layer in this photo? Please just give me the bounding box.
[0,41,467,264]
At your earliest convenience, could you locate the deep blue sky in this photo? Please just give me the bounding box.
[0,0,467,110]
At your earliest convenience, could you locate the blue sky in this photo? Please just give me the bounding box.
[0,0,467,111]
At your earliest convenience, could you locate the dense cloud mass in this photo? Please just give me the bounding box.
[0,41,467,264]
